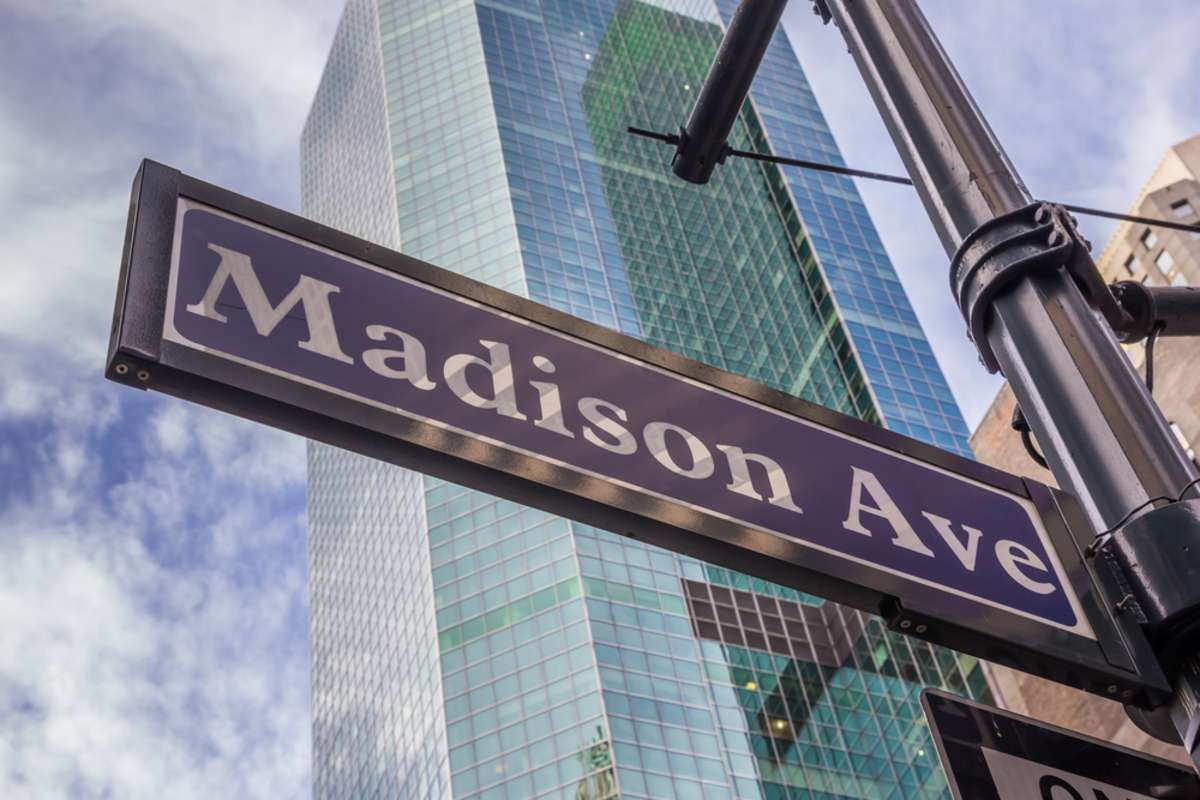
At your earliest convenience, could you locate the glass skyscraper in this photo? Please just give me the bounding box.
[301,1,987,798]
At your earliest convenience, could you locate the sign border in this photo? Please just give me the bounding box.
[106,159,1171,706]
[167,197,1096,639]
[921,688,1198,800]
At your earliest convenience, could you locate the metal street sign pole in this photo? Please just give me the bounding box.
[669,0,1200,768]
[813,0,1200,762]
[816,0,1198,526]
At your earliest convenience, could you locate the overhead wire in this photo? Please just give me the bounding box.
[626,127,1200,236]
[630,126,1200,482]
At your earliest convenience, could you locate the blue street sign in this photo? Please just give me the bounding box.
[922,689,1199,799]
[173,198,1084,632]
[106,161,1170,703]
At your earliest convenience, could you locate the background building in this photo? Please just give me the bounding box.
[302,1,989,797]
[972,133,1200,764]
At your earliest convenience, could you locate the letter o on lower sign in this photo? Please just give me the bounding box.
[1039,774,1083,800]
[644,421,714,479]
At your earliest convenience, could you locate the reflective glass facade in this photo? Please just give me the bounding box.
[303,2,451,797]
[718,0,971,456]
[302,1,986,798]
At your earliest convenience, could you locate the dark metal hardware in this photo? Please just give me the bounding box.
[670,0,787,184]
[1110,281,1200,344]
[949,202,1132,372]
[1011,404,1049,470]
[1106,500,1200,660]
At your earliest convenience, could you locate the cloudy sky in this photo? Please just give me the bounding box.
[0,1,1197,796]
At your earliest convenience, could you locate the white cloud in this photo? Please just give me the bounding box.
[0,524,311,799]
[0,1,340,376]
[0,368,310,798]
[5,0,341,164]
[0,1,333,796]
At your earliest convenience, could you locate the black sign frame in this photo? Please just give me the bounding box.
[107,160,1169,704]
[922,689,1199,799]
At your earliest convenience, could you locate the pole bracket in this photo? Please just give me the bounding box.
[1103,499,1200,663]
[950,202,1132,372]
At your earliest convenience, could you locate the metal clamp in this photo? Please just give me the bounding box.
[950,202,1132,372]
[1105,499,1200,662]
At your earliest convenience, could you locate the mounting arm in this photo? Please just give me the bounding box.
[1110,282,1200,344]
[670,0,786,184]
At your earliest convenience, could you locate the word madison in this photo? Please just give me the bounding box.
[165,203,1086,633]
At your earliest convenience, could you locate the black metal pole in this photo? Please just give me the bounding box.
[673,0,1200,767]
[819,0,1200,765]
[818,0,1195,521]
[671,0,787,184]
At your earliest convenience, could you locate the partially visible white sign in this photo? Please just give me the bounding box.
[983,747,1157,800]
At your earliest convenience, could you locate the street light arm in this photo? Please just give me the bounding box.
[671,0,787,184]
[1111,282,1200,343]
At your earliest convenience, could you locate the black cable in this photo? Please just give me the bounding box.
[1087,478,1200,557]
[1178,476,1200,501]
[1018,428,1049,470]
[726,146,916,186]
[1144,321,1164,395]
[627,126,678,145]
[1089,493,1175,559]
[1100,495,1174,539]
[626,127,1200,235]
[1056,203,1200,236]
[1010,405,1049,470]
